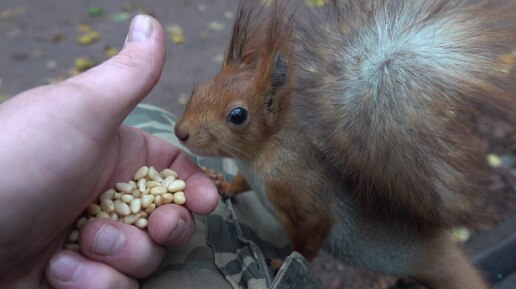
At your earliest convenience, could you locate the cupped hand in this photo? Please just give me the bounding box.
[0,15,218,289]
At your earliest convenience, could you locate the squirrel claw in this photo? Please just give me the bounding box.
[201,167,236,198]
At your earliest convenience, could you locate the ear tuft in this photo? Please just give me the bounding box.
[271,53,288,90]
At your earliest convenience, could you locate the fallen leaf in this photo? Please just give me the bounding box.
[52,33,65,43]
[75,57,96,72]
[198,30,208,39]
[167,25,185,44]
[104,47,120,58]
[304,0,326,8]
[46,60,58,69]
[123,4,135,13]
[77,24,93,32]
[208,21,225,31]
[212,54,224,64]
[12,53,29,61]
[87,7,103,17]
[111,12,130,23]
[76,31,100,45]
[224,11,234,19]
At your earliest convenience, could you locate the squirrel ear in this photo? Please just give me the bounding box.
[264,52,288,115]
[271,53,288,90]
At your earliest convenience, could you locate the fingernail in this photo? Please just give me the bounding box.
[167,218,186,243]
[50,254,83,282]
[92,224,126,256]
[126,15,154,43]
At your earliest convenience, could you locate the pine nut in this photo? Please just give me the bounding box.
[162,176,176,188]
[114,200,131,216]
[141,195,155,208]
[64,243,81,251]
[130,199,142,214]
[67,230,80,243]
[135,218,148,229]
[87,204,101,215]
[116,182,133,194]
[137,178,146,192]
[134,165,149,180]
[173,191,186,205]
[99,188,116,202]
[68,165,188,251]
[168,180,186,193]
[146,181,161,189]
[160,168,178,178]
[100,199,115,213]
[96,211,110,219]
[148,166,163,182]
[144,203,156,214]
[123,214,141,224]
[162,193,174,204]
[121,194,134,203]
[132,189,142,198]
[150,186,167,195]
[154,195,163,206]
[76,217,88,229]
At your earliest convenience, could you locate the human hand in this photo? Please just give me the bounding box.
[0,15,218,289]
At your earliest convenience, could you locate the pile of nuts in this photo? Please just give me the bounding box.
[65,166,187,251]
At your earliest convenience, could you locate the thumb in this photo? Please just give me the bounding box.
[63,15,166,124]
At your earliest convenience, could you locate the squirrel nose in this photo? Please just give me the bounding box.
[174,123,190,142]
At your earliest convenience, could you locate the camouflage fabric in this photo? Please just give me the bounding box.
[124,104,321,289]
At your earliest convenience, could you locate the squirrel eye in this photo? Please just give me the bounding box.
[227,107,248,125]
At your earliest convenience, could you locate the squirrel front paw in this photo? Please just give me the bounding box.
[201,167,241,198]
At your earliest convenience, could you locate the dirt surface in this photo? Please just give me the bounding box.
[0,1,514,288]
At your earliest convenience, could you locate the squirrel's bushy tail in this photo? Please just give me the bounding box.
[294,0,516,228]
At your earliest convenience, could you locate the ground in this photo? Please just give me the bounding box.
[0,1,514,288]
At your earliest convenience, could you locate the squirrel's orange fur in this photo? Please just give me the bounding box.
[175,0,515,288]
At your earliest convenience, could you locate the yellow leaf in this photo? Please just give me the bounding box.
[105,47,119,58]
[76,31,100,45]
[167,25,185,44]
[75,57,96,72]
[305,0,325,8]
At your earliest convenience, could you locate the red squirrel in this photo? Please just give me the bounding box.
[175,1,515,288]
